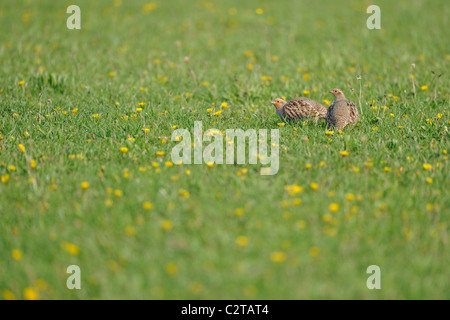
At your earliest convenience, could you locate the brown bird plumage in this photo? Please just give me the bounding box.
[326,89,360,129]
[272,97,327,123]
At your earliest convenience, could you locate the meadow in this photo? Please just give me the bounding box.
[0,0,449,299]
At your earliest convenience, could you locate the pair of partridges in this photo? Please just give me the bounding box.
[272,89,360,129]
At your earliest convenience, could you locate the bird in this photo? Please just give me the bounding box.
[271,97,327,123]
[325,88,359,129]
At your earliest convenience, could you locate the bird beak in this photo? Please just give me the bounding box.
[328,91,333,94]
[271,100,276,104]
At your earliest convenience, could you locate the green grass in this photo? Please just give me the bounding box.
[0,0,449,299]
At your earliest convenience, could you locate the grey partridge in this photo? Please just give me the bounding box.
[326,89,359,129]
[272,97,327,123]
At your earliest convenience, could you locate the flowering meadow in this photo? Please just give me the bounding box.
[0,0,449,299]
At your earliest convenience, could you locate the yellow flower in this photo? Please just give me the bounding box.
[61,241,80,255]
[165,262,178,275]
[329,203,339,212]
[420,85,428,91]
[2,289,16,300]
[284,184,303,196]
[108,72,115,78]
[309,246,321,257]
[206,161,215,168]
[340,150,349,157]
[23,287,39,300]
[236,236,249,247]
[18,80,26,86]
[138,102,146,107]
[92,114,100,118]
[201,81,210,87]
[161,220,173,231]
[8,165,16,172]
[165,161,174,167]
[277,122,286,127]
[143,201,153,210]
[246,64,254,70]
[302,73,310,80]
[425,177,433,184]
[234,208,244,216]
[325,131,334,136]
[212,110,223,116]
[136,107,143,113]
[80,181,89,190]
[255,8,264,14]
[156,151,165,156]
[384,166,391,172]
[310,183,319,190]
[423,163,432,170]
[1,174,10,183]
[305,163,312,169]
[142,128,149,133]
[125,226,135,236]
[12,249,23,261]
[323,99,330,106]
[18,144,26,153]
[270,251,287,263]
[120,147,128,154]
[179,189,190,199]
[303,90,310,95]
[346,193,355,201]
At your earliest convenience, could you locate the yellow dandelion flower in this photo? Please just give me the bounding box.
[325,131,334,136]
[206,161,215,168]
[18,80,26,86]
[161,220,173,231]
[303,90,310,95]
[384,166,391,172]
[165,262,178,275]
[277,122,286,127]
[108,72,115,78]
[425,177,433,184]
[179,189,190,199]
[255,8,264,15]
[329,203,339,212]
[142,201,153,210]
[346,193,355,201]
[284,184,303,196]
[80,181,89,190]
[236,236,249,247]
[23,287,39,300]
[61,241,80,255]
[156,151,165,156]
[420,85,428,91]
[270,251,287,263]
[423,163,432,170]
[18,144,25,153]
[12,249,23,261]
[2,289,16,300]
[302,73,310,80]
[234,208,244,216]
[340,150,349,157]
[125,226,135,236]
[1,174,10,183]
[309,246,321,257]
[165,161,174,167]
[310,183,319,190]
[142,128,149,134]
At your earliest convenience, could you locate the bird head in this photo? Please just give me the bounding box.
[271,98,286,110]
[329,88,345,99]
